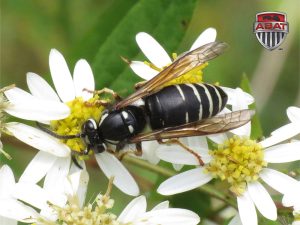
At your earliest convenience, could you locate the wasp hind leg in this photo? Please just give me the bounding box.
[158,139,205,166]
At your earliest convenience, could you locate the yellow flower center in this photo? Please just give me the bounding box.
[144,52,208,87]
[205,136,267,196]
[50,96,105,154]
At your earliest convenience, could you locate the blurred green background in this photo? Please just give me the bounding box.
[1,0,299,224]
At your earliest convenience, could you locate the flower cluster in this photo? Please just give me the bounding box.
[1,27,299,225]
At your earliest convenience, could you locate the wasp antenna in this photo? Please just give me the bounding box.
[36,122,80,140]
[71,153,83,170]
[120,56,131,64]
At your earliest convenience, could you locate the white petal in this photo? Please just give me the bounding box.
[73,59,95,101]
[172,163,184,171]
[247,181,277,220]
[157,168,213,195]
[207,133,228,144]
[4,88,69,121]
[13,183,49,209]
[152,201,169,211]
[190,28,217,51]
[26,72,60,102]
[136,32,171,68]
[0,165,15,198]
[95,152,139,196]
[282,182,300,207]
[228,214,242,225]
[5,101,70,121]
[231,122,251,137]
[260,168,299,194]
[222,87,254,106]
[67,169,89,208]
[4,87,33,103]
[44,157,71,196]
[49,49,75,102]
[140,141,160,164]
[287,106,300,123]
[264,141,300,163]
[237,192,257,225]
[156,146,211,165]
[135,208,200,225]
[0,216,17,225]
[118,196,147,223]
[260,123,300,148]
[129,61,159,80]
[0,199,38,223]
[19,151,57,183]
[6,123,70,157]
[185,136,209,154]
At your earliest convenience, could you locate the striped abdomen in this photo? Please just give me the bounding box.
[144,83,228,130]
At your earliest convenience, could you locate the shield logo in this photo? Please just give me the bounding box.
[254,12,289,50]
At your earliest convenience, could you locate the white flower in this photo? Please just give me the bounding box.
[117,195,200,225]
[156,96,300,225]
[260,106,300,147]
[4,49,139,196]
[130,27,217,80]
[0,164,88,224]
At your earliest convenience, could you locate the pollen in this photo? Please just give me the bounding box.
[205,136,267,196]
[50,96,104,154]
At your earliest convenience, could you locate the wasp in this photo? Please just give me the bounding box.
[38,41,254,167]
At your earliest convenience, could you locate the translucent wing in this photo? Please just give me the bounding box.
[129,110,254,143]
[116,42,228,109]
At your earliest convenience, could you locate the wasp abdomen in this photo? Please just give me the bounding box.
[145,83,228,129]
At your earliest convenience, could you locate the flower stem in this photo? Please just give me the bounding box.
[124,156,237,208]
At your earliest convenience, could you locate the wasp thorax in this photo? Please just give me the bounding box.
[205,136,267,196]
[50,96,104,153]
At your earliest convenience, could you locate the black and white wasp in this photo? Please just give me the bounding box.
[38,42,254,166]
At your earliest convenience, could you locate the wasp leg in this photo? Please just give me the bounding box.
[158,139,205,166]
[84,99,111,107]
[71,153,83,170]
[83,88,122,102]
[134,142,143,156]
[134,81,147,90]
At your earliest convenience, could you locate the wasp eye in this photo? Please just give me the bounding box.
[85,119,97,131]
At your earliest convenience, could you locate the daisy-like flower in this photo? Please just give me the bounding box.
[0,164,70,224]
[129,27,217,83]
[0,163,88,224]
[2,164,200,225]
[3,49,139,196]
[156,96,300,225]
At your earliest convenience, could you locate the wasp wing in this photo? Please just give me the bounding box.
[116,42,228,109]
[129,110,254,143]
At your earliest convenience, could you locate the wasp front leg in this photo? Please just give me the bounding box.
[83,88,122,102]
[158,138,205,166]
[84,99,111,107]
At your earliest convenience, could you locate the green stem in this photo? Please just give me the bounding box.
[124,156,237,208]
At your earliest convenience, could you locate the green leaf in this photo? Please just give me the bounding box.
[91,0,197,96]
[70,0,137,62]
[240,73,264,140]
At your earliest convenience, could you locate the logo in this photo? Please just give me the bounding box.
[254,12,289,50]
